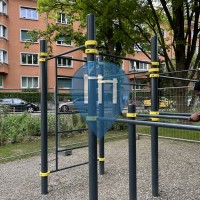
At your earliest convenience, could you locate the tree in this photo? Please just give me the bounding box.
[143,0,200,112]
[33,0,200,112]
[32,0,152,63]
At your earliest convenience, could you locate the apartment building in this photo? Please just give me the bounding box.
[0,0,150,92]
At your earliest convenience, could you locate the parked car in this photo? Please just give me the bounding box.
[0,98,39,113]
[59,98,87,112]
[143,97,174,109]
[59,97,115,112]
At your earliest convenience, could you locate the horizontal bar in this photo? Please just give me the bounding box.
[139,133,200,143]
[137,114,189,120]
[58,128,88,134]
[99,52,151,64]
[159,69,197,75]
[57,57,86,63]
[126,70,149,75]
[50,162,89,173]
[59,141,88,148]
[159,75,197,82]
[57,145,88,152]
[98,117,200,131]
[46,45,85,60]
[160,112,191,116]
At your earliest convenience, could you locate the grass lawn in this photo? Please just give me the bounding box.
[1,124,200,164]
[0,130,128,163]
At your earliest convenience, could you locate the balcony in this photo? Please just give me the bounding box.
[0,63,8,74]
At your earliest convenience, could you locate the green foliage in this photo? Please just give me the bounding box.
[0,92,60,103]
[111,115,128,131]
[0,113,40,144]
[0,92,37,102]
[0,111,131,146]
[34,0,200,89]
[32,0,153,57]
[72,114,78,127]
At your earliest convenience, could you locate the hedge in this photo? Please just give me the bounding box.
[0,92,72,103]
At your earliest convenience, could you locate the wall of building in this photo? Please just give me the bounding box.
[0,0,151,92]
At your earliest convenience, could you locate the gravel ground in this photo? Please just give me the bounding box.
[0,136,200,200]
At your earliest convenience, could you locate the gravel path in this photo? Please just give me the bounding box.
[0,136,200,200]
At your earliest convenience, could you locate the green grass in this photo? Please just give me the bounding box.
[137,125,200,141]
[0,130,128,163]
[1,123,200,164]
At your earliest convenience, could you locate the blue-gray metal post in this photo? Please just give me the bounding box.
[127,104,137,200]
[40,40,49,194]
[99,54,105,175]
[55,58,59,171]
[87,14,98,200]
[151,36,159,197]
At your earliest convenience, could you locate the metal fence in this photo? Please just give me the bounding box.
[133,86,200,142]
[0,86,199,148]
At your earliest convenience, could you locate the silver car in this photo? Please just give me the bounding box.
[59,98,87,112]
[59,97,120,113]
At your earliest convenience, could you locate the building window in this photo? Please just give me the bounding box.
[0,24,7,38]
[58,77,72,88]
[20,7,38,20]
[129,61,148,71]
[21,53,38,65]
[20,30,31,41]
[56,36,72,46]
[0,75,3,88]
[138,62,148,71]
[0,49,8,64]
[57,56,73,67]
[56,13,69,24]
[129,61,136,71]
[0,0,7,15]
[21,76,39,88]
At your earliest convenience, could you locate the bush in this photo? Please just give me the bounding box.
[0,111,128,146]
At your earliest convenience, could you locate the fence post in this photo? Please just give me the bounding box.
[150,36,159,197]
[39,40,49,194]
[127,104,137,200]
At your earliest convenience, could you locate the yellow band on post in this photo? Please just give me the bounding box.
[85,40,97,48]
[86,116,97,121]
[151,62,159,66]
[127,113,137,118]
[98,157,105,162]
[148,68,159,72]
[150,74,159,78]
[197,68,200,71]
[151,118,160,121]
[150,111,159,115]
[39,58,46,62]
[39,52,48,57]
[39,171,50,177]
[85,49,98,54]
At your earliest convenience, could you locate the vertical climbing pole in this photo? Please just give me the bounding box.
[150,36,159,197]
[85,14,98,200]
[39,40,49,194]
[127,104,137,200]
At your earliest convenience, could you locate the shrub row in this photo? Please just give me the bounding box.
[0,92,72,103]
[0,111,128,146]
